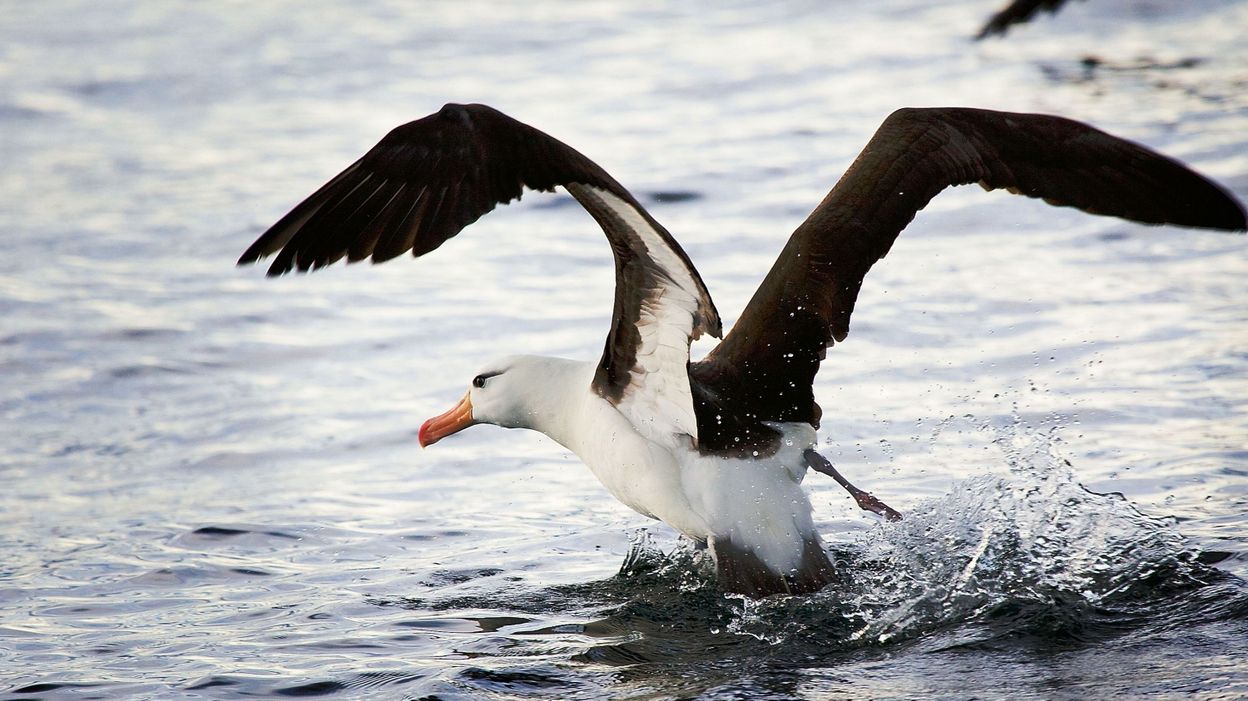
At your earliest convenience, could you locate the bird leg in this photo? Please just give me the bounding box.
[804,449,903,522]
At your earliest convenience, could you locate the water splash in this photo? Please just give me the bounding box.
[356,425,1245,699]
[839,425,1214,648]
[590,423,1235,658]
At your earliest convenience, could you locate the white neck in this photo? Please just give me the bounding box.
[491,356,597,450]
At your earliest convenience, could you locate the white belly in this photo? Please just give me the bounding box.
[676,423,820,575]
[565,396,820,575]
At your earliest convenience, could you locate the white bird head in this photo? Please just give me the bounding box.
[418,355,582,446]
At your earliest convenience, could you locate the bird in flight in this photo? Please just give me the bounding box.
[241,103,1245,596]
[977,0,1078,39]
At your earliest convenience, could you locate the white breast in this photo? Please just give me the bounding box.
[564,393,713,538]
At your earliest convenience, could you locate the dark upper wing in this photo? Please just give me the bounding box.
[245,103,632,272]
[690,107,1246,451]
[240,103,721,445]
[976,0,1075,39]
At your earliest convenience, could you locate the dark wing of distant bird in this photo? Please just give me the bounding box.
[976,0,1077,39]
[690,107,1246,452]
[239,103,721,448]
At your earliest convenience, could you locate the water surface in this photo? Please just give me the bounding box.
[2,1,1247,698]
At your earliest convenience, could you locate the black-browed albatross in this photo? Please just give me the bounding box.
[241,104,1246,596]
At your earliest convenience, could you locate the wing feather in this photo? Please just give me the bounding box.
[691,107,1245,453]
[241,103,722,448]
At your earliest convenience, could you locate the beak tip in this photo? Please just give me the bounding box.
[419,392,473,448]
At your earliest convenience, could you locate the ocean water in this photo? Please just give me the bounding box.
[2,1,1247,698]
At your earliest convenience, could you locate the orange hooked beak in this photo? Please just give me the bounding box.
[418,392,476,447]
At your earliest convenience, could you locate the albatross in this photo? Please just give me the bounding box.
[240,104,1246,596]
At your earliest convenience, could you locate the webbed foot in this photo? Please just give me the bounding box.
[804,448,903,522]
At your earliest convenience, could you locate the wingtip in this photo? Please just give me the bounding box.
[235,246,304,277]
[264,257,295,278]
[1228,200,1248,233]
[1199,194,1248,233]
[236,241,263,267]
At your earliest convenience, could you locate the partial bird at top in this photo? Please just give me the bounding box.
[241,103,1245,596]
[977,0,1079,39]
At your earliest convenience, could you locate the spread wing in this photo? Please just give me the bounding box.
[240,103,721,448]
[690,107,1246,453]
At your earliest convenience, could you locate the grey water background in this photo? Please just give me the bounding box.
[2,0,1247,698]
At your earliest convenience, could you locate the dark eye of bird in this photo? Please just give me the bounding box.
[472,375,486,388]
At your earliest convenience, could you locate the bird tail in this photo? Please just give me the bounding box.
[710,533,836,597]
